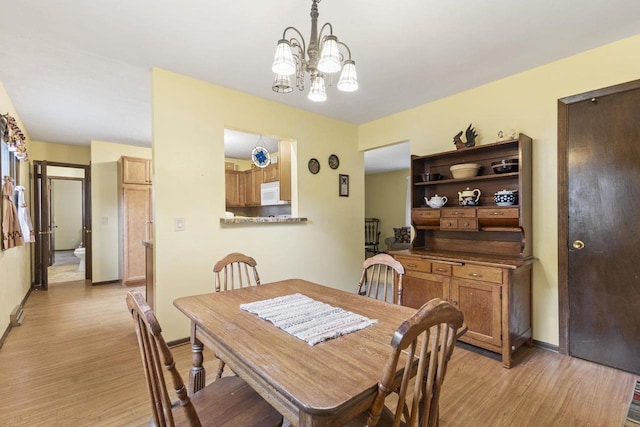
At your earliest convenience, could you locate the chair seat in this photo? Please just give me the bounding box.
[170,376,283,427]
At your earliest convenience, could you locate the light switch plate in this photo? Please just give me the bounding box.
[174,217,185,231]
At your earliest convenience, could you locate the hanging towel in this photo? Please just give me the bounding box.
[15,185,34,243]
[2,176,24,249]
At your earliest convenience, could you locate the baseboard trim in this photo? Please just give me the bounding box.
[1,287,34,350]
[532,340,559,353]
[0,323,12,350]
[21,287,32,306]
[91,280,120,286]
[168,337,190,348]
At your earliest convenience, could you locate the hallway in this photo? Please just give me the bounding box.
[0,280,216,426]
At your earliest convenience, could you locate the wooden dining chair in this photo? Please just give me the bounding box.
[365,217,382,254]
[212,252,261,378]
[357,253,405,304]
[213,252,261,292]
[348,298,464,427]
[126,290,283,427]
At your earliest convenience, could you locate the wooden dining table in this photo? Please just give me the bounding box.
[173,278,421,427]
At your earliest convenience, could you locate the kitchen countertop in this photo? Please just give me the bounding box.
[220,216,308,224]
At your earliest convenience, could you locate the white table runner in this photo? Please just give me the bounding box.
[240,293,377,346]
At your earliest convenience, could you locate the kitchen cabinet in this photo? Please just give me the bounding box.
[122,156,152,184]
[391,134,533,368]
[119,156,153,286]
[263,162,279,183]
[225,170,244,207]
[244,168,262,206]
[121,185,152,286]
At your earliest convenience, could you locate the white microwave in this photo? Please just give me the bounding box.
[260,181,288,205]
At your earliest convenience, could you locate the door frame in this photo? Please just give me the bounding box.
[32,161,92,287]
[557,78,640,355]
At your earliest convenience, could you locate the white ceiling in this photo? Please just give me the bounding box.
[1,0,640,172]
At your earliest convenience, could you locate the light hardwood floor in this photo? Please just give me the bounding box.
[0,280,636,426]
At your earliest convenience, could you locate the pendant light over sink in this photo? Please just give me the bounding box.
[271,0,358,102]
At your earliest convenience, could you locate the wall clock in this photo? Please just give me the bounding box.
[308,158,320,174]
[328,154,339,169]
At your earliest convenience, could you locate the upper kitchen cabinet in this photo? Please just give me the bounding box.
[122,156,152,185]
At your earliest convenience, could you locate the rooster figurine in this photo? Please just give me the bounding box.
[453,124,478,150]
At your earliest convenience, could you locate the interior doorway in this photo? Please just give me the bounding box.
[33,161,91,289]
[558,79,640,375]
[48,177,84,283]
[363,141,411,256]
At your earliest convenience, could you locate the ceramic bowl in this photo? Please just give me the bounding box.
[450,163,481,179]
[491,158,519,174]
[494,190,517,206]
[421,172,442,182]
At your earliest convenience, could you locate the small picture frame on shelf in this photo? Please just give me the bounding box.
[339,174,349,197]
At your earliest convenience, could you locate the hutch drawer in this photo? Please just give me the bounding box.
[452,264,503,284]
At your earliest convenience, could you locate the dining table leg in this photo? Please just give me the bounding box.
[188,322,206,394]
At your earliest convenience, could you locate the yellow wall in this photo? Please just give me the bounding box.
[359,34,640,345]
[0,82,32,338]
[30,140,90,164]
[365,170,410,250]
[152,69,362,340]
[90,140,151,283]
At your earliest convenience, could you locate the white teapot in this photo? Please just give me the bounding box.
[458,188,481,206]
[425,195,448,208]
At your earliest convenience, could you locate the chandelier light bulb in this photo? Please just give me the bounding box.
[337,60,358,92]
[272,40,296,76]
[272,74,293,93]
[308,76,327,102]
[317,35,342,74]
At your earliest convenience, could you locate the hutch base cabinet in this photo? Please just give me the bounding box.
[394,252,532,368]
[393,134,534,368]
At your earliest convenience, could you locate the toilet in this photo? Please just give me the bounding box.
[74,246,86,272]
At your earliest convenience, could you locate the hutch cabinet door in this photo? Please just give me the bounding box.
[403,270,449,309]
[451,278,502,348]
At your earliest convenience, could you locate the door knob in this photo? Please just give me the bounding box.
[572,240,585,250]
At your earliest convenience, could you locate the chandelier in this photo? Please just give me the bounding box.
[271,0,358,102]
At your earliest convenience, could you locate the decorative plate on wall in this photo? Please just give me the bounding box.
[251,146,271,168]
[328,154,339,169]
[308,158,320,174]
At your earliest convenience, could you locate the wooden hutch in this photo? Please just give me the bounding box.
[391,134,533,368]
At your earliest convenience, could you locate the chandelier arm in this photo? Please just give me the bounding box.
[318,22,334,43]
[282,26,307,58]
[337,41,352,60]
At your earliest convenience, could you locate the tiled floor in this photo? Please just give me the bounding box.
[49,250,84,283]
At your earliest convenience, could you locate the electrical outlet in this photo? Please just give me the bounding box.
[174,217,185,231]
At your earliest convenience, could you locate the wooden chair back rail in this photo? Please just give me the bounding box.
[358,253,405,305]
[213,252,260,292]
[366,299,464,427]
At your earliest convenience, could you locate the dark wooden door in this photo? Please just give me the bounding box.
[33,161,50,290]
[559,80,640,374]
[83,164,92,281]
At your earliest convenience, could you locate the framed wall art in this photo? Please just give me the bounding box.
[339,174,349,197]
